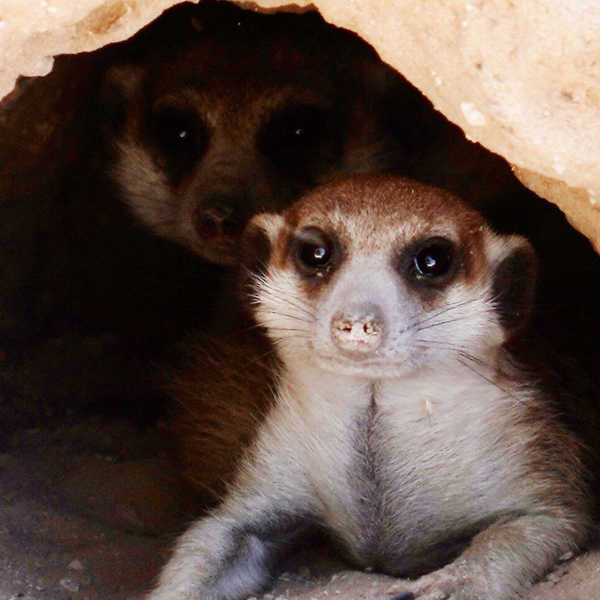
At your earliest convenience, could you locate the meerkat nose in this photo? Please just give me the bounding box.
[330,303,385,358]
[194,196,248,238]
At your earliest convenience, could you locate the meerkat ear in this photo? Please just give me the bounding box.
[237,213,285,303]
[100,64,144,132]
[489,233,538,337]
[240,213,285,272]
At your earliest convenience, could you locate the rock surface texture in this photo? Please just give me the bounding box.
[1,0,600,247]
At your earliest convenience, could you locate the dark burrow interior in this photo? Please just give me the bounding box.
[1,2,600,599]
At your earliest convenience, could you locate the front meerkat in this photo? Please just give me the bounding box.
[148,176,592,600]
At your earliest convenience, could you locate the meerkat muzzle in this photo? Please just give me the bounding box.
[193,196,249,238]
[330,302,384,358]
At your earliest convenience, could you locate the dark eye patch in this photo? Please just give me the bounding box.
[413,238,454,279]
[291,226,339,279]
[398,236,458,289]
[258,104,341,176]
[149,105,209,172]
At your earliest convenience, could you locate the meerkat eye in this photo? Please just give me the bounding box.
[408,237,456,282]
[258,104,334,168]
[276,105,324,147]
[151,106,208,161]
[292,227,336,277]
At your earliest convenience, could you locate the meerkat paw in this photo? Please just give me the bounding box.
[387,562,477,600]
[146,584,212,600]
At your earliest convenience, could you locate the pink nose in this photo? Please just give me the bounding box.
[330,303,384,358]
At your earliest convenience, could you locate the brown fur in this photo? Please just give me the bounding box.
[169,331,279,505]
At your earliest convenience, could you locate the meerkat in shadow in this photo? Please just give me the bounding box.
[150,175,597,600]
[103,1,431,266]
[0,1,435,418]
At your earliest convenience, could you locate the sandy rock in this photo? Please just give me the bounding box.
[0,0,175,93]
[514,167,600,254]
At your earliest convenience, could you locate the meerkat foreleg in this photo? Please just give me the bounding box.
[388,511,585,600]
[148,409,316,600]
[147,498,314,600]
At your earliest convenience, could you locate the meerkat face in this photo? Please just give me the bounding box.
[244,176,536,378]
[101,3,423,264]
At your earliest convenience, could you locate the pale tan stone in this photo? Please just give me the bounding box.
[0,0,176,93]
[514,167,600,253]
[1,0,600,245]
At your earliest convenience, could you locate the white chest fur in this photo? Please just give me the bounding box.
[263,362,533,573]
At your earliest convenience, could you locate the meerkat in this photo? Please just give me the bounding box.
[156,2,600,504]
[148,175,596,600]
[0,0,437,418]
[103,1,430,265]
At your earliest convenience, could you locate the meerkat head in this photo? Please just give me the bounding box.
[98,2,429,265]
[242,175,537,378]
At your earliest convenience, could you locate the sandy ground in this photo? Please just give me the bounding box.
[1,418,599,600]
